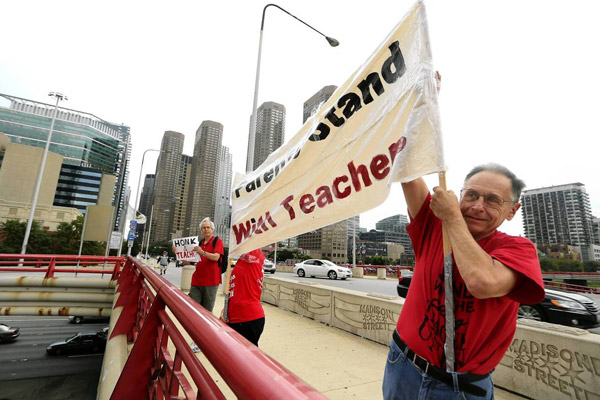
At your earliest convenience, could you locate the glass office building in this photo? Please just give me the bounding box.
[0,93,129,228]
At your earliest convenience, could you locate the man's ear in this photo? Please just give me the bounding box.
[505,203,521,221]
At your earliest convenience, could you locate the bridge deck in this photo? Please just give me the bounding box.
[184,289,524,399]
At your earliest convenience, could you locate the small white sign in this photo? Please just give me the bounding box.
[109,231,122,249]
[172,236,201,262]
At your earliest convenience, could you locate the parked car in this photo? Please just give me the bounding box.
[396,274,600,329]
[46,329,108,355]
[0,323,20,343]
[263,259,276,274]
[396,270,414,298]
[69,315,110,324]
[293,259,352,280]
[518,288,600,329]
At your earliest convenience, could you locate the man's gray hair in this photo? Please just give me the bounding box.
[200,217,215,230]
[464,163,525,203]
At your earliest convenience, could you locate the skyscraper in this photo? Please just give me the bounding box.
[297,86,348,263]
[0,93,129,229]
[185,121,223,237]
[151,131,184,243]
[139,174,156,223]
[137,173,155,246]
[246,101,285,171]
[375,214,413,256]
[521,183,596,261]
[172,155,193,239]
[302,85,336,123]
[215,146,232,246]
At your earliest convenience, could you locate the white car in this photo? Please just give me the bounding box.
[293,259,352,280]
[263,259,276,274]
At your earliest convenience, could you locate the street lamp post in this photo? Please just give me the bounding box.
[21,92,67,254]
[128,148,160,256]
[246,3,339,172]
[144,205,154,260]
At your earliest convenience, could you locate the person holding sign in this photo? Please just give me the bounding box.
[221,249,265,347]
[186,218,223,312]
[383,164,544,399]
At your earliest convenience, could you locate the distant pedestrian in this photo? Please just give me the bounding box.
[157,251,169,275]
[221,249,265,346]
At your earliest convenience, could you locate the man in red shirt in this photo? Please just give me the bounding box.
[188,218,224,312]
[222,249,266,346]
[383,164,545,399]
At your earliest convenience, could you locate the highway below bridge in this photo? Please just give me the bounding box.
[0,317,107,399]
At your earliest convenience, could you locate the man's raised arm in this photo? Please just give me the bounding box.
[401,178,430,218]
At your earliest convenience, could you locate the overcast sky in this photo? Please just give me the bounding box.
[1,0,599,237]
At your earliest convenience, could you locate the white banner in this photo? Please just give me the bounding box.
[229,1,445,256]
[172,236,201,262]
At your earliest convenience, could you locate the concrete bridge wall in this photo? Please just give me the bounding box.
[262,276,600,399]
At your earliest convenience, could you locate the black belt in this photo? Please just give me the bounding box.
[392,330,488,397]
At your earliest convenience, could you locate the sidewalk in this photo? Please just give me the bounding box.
[200,290,525,400]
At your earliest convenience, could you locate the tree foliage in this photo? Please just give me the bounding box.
[0,217,104,255]
[0,220,51,254]
[539,257,586,272]
[583,260,600,272]
[368,255,394,265]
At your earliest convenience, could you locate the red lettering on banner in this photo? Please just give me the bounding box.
[348,161,372,192]
[388,136,407,163]
[231,135,409,247]
[266,211,277,227]
[233,220,252,244]
[370,154,390,179]
[316,186,333,207]
[281,195,295,220]
[300,194,315,214]
[254,215,269,234]
[333,175,350,199]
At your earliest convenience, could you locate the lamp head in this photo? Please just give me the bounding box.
[326,36,339,47]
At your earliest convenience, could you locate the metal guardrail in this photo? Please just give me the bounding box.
[0,253,326,398]
[0,253,123,279]
[108,256,326,399]
[544,280,600,295]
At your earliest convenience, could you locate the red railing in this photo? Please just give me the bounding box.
[544,281,600,295]
[110,256,326,399]
[0,253,123,280]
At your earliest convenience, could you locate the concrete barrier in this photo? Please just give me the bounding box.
[495,319,600,399]
[377,268,387,280]
[262,276,600,399]
[181,265,194,293]
[352,267,364,278]
[262,276,402,346]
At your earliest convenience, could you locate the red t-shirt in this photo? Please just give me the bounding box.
[397,194,545,374]
[191,236,224,287]
[227,249,265,324]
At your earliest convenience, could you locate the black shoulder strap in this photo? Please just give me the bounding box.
[213,236,219,248]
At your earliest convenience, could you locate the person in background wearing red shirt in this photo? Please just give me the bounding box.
[221,249,265,346]
[383,164,545,400]
[188,217,223,312]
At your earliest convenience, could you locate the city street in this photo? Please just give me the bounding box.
[275,270,600,335]
[0,316,106,399]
